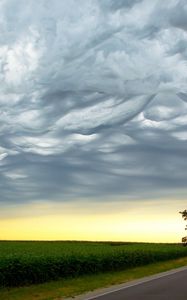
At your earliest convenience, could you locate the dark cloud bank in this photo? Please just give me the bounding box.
[1,0,187,203]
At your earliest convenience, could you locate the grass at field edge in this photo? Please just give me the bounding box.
[1,256,187,300]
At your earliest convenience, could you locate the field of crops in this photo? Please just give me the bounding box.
[0,241,187,287]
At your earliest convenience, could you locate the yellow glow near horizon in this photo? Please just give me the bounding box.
[0,199,186,242]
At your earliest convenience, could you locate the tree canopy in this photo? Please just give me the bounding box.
[180,210,187,230]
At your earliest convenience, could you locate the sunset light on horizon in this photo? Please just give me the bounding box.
[1,199,186,242]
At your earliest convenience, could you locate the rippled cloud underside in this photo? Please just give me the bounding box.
[1,0,187,203]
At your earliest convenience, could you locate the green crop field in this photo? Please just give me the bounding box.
[0,241,187,288]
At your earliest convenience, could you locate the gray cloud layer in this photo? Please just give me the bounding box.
[1,0,187,203]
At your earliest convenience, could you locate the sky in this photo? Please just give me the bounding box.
[0,0,187,242]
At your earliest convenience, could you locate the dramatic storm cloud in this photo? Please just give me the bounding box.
[1,0,187,203]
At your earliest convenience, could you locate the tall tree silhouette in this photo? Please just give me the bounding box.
[180,210,187,230]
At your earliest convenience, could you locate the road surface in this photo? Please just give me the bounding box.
[73,266,187,300]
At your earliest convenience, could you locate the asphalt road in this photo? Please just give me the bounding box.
[82,267,187,300]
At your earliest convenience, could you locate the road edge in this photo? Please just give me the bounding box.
[65,265,187,300]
